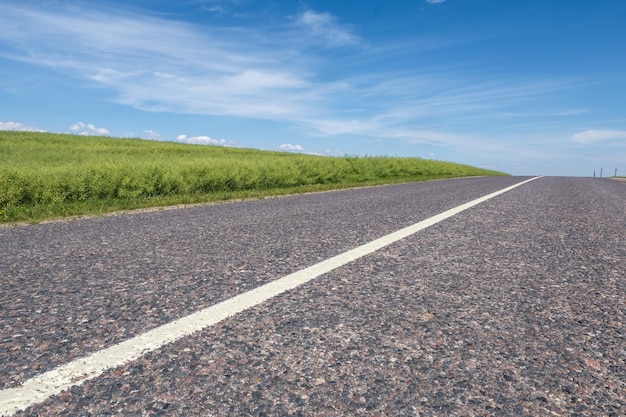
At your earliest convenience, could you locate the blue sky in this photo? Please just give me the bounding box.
[1,0,625,176]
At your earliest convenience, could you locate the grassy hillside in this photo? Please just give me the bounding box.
[0,131,506,223]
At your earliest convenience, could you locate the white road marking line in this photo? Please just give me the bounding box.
[0,176,541,416]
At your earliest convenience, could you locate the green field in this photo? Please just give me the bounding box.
[0,131,506,223]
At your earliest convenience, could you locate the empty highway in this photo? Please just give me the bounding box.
[1,176,624,416]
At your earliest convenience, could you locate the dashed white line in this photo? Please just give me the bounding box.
[0,176,541,416]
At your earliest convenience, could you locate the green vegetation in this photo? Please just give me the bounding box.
[0,131,506,224]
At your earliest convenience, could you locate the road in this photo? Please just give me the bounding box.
[1,176,624,416]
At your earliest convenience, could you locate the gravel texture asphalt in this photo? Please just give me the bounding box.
[1,176,624,416]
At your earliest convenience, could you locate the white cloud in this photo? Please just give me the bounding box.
[175,134,228,146]
[393,129,483,148]
[153,72,177,79]
[0,3,578,155]
[570,130,626,144]
[302,118,380,137]
[0,121,43,131]
[0,3,318,121]
[199,0,239,16]
[201,5,225,16]
[426,0,446,3]
[144,129,161,140]
[295,10,361,47]
[278,144,304,152]
[70,122,110,136]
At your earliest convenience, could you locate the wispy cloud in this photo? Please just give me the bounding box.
[197,0,241,16]
[70,122,110,136]
[294,10,361,47]
[0,121,43,131]
[426,0,446,3]
[144,130,161,140]
[570,129,626,144]
[0,2,579,152]
[0,3,323,120]
[200,1,226,16]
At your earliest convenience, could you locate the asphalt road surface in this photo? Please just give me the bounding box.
[1,176,624,416]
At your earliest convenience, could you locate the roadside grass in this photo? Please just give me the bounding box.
[1,131,507,224]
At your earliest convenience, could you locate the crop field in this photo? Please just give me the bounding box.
[0,131,506,223]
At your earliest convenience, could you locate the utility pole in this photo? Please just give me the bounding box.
[600,168,603,178]
[615,168,618,177]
